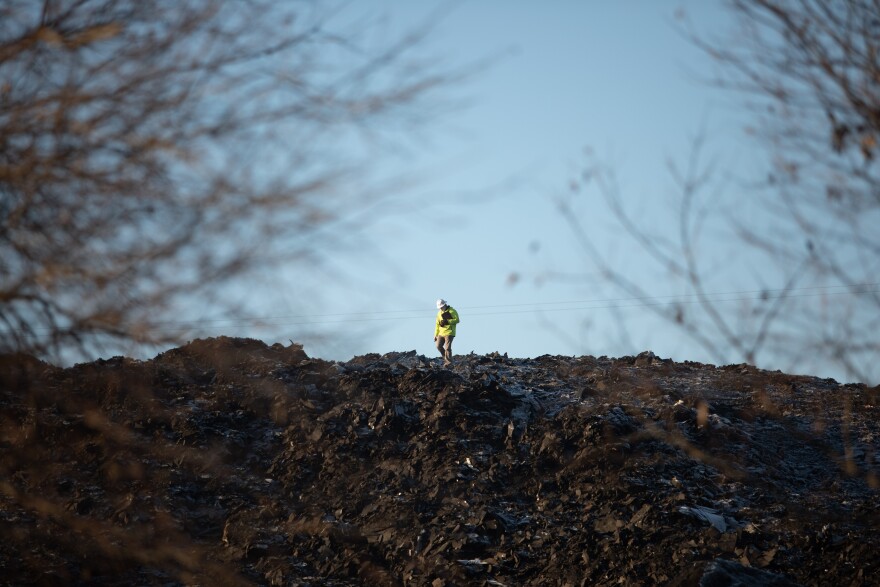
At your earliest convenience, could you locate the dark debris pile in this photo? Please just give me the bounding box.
[1,338,878,586]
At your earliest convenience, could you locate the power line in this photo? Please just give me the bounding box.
[10,283,877,336]
[146,282,879,333]
[155,282,880,324]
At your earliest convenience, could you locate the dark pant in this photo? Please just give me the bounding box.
[436,335,454,364]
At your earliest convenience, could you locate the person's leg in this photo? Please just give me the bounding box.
[436,336,446,358]
[443,336,454,364]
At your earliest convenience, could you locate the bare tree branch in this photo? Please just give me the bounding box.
[558,0,880,383]
[0,0,461,362]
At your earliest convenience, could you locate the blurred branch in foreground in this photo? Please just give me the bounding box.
[554,0,880,385]
[0,0,461,362]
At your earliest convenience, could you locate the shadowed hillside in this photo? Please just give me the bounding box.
[1,337,878,586]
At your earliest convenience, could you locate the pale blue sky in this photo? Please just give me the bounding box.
[257,2,759,361]
[167,2,863,382]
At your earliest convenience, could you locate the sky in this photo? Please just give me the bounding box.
[245,2,754,358]
[154,1,866,383]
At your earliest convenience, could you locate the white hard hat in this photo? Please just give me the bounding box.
[436,298,447,309]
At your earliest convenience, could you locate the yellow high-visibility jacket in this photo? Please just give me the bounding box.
[434,306,460,337]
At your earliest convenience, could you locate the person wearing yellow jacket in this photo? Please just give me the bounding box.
[433,298,460,366]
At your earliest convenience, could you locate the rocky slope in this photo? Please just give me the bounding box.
[0,337,878,586]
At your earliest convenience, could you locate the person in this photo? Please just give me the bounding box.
[433,298,460,366]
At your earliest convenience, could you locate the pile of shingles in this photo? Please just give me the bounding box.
[0,337,877,586]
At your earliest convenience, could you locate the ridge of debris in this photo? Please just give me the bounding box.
[1,337,877,586]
